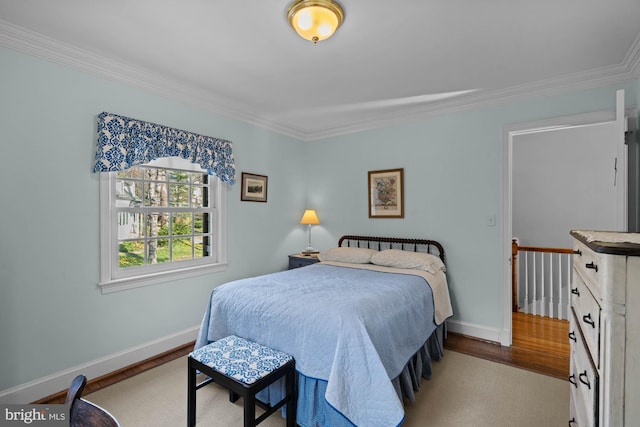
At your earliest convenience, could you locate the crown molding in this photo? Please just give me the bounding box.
[624,31,640,79]
[300,32,640,140]
[1,19,638,142]
[302,60,637,141]
[0,19,307,140]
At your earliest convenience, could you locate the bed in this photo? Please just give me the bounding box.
[195,235,453,427]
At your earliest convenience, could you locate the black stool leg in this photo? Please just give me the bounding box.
[244,392,256,427]
[286,368,297,427]
[187,359,196,427]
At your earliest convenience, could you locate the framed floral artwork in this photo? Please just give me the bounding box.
[368,168,404,218]
[240,172,268,202]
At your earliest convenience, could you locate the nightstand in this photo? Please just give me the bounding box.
[288,253,319,269]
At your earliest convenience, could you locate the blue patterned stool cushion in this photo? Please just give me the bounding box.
[189,336,293,385]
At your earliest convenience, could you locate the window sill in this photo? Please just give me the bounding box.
[99,263,228,294]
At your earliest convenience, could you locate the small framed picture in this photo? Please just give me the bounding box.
[368,168,404,218]
[241,172,268,202]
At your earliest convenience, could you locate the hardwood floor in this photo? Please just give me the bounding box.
[34,342,195,404]
[36,312,569,404]
[445,312,570,380]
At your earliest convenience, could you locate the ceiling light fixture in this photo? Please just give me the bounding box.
[287,0,344,45]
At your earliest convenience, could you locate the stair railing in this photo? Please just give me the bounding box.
[512,239,575,319]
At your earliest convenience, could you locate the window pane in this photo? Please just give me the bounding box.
[119,240,145,268]
[172,212,192,236]
[169,184,190,207]
[192,186,205,207]
[144,182,168,207]
[172,238,193,261]
[194,236,204,259]
[146,213,169,237]
[147,238,170,264]
[145,167,166,181]
[117,212,144,239]
[115,180,141,206]
[191,173,202,185]
[194,213,205,234]
[169,170,189,182]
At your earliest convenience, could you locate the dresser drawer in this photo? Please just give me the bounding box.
[571,271,600,367]
[570,385,590,427]
[573,239,627,306]
[569,395,581,427]
[573,240,603,298]
[570,372,596,427]
[570,310,599,427]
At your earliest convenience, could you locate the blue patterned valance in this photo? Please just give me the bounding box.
[93,112,236,184]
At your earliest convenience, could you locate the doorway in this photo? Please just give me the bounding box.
[500,90,628,346]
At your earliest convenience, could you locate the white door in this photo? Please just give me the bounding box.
[513,121,621,249]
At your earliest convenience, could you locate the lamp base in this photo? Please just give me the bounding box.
[302,246,319,254]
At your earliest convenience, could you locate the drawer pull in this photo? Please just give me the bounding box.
[571,287,580,297]
[568,331,577,342]
[585,262,598,272]
[579,371,591,389]
[574,249,582,256]
[583,313,595,328]
[569,374,577,388]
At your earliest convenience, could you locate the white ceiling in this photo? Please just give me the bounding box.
[1,0,639,140]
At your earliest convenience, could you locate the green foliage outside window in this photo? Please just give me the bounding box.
[116,166,210,269]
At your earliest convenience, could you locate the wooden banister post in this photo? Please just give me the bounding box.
[512,239,518,312]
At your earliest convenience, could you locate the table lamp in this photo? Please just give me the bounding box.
[300,209,320,253]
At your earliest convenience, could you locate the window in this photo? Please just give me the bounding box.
[99,157,227,293]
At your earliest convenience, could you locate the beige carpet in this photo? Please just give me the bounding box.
[85,350,568,426]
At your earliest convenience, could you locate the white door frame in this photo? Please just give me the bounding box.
[500,90,626,346]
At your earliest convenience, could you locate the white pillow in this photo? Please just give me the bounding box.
[318,247,378,264]
[371,249,446,274]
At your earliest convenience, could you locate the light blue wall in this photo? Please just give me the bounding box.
[1,44,638,394]
[305,82,639,329]
[0,47,307,391]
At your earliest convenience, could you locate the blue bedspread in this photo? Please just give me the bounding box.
[195,263,439,427]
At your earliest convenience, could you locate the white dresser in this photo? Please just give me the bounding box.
[569,230,640,427]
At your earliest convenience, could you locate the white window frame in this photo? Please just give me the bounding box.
[98,157,228,293]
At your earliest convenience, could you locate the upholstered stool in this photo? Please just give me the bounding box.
[187,335,296,427]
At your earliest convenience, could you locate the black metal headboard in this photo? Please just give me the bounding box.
[337,235,445,263]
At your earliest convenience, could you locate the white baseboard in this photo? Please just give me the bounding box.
[0,325,199,404]
[447,319,503,344]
